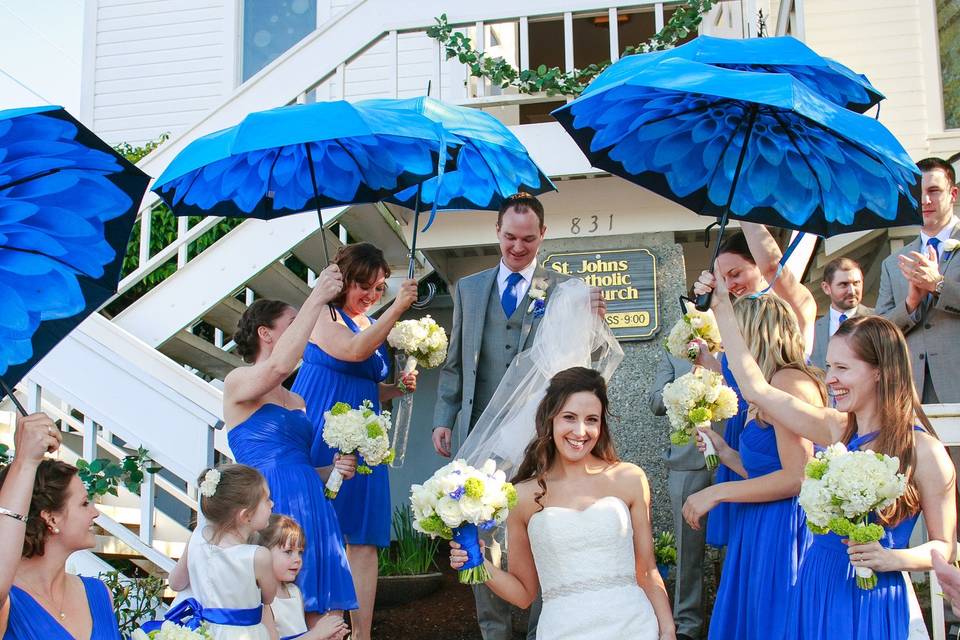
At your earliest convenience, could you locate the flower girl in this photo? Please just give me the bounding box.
[257,515,349,640]
[167,465,278,640]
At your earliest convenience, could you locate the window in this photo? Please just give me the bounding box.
[242,0,317,82]
[937,0,960,129]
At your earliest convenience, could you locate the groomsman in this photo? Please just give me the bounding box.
[810,257,873,371]
[432,193,605,640]
[649,349,712,640]
[876,157,960,404]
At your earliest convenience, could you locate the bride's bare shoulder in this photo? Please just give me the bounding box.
[607,461,648,483]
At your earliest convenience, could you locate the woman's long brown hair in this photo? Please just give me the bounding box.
[834,315,936,527]
[511,367,619,511]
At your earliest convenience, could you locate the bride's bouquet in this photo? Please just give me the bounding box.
[665,302,722,362]
[322,399,394,499]
[661,368,739,470]
[386,316,449,467]
[410,459,518,584]
[798,443,906,589]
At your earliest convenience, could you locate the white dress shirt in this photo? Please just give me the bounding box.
[829,305,859,337]
[919,216,959,260]
[496,259,538,304]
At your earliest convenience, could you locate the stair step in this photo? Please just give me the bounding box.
[94,534,185,562]
[159,331,245,380]
[248,263,311,306]
[203,296,247,336]
[290,229,345,274]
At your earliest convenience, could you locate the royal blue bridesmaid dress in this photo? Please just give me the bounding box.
[5,576,122,640]
[705,354,750,548]
[708,419,812,640]
[228,404,358,613]
[785,429,922,640]
[291,309,392,548]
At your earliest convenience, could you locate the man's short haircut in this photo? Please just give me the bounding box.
[917,157,956,187]
[497,192,545,228]
[822,256,862,285]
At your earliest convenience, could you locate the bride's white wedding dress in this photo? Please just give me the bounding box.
[528,496,660,639]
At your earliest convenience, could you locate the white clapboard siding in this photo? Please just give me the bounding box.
[804,0,929,157]
[91,0,232,145]
[344,36,392,99]
[398,31,437,98]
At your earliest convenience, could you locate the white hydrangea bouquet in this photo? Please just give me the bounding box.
[322,399,394,499]
[661,368,739,470]
[386,316,449,468]
[133,621,211,640]
[665,302,723,362]
[387,315,449,379]
[410,459,518,584]
[798,443,906,589]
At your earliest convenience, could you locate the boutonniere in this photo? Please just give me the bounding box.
[942,238,960,254]
[527,277,549,317]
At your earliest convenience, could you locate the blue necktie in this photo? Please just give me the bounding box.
[501,272,523,318]
[838,313,848,325]
[928,236,941,260]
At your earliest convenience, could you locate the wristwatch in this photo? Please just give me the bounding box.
[935,275,945,297]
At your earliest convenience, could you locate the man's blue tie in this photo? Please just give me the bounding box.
[501,272,523,318]
[838,313,848,325]
[928,236,941,260]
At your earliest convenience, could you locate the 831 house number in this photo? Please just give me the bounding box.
[570,214,614,235]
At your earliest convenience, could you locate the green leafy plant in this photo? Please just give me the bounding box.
[378,505,441,576]
[0,443,9,467]
[99,570,166,637]
[76,447,159,499]
[654,530,677,566]
[426,1,716,97]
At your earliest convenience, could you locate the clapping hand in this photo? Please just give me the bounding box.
[333,453,357,481]
[15,412,61,464]
[898,245,942,294]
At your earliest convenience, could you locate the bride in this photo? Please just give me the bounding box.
[450,366,674,640]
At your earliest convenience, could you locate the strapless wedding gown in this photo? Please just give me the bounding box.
[528,495,660,639]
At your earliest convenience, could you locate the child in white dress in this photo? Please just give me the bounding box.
[168,464,278,640]
[259,515,349,640]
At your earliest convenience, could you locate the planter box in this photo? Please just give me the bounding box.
[375,572,443,609]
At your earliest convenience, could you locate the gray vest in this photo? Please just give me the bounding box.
[471,284,524,428]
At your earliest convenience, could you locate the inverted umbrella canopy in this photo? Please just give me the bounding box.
[552,57,920,239]
[362,96,555,222]
[582,35,884,114]
[152,100,456,222]
[0,106,149,407]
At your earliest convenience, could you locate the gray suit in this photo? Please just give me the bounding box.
[809,305,874,371]
[648,350,712,639]
[876,225,960,403]
[434,263,566,640]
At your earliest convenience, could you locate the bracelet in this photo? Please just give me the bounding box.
[0,506,27,523]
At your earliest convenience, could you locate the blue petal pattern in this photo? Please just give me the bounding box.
[0,106,146,378]
[553,58,920,237]
[581,35,883,114]
[153,101,455,219]
[361,97,555,212]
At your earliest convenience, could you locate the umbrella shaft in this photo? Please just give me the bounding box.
[408,184,423,279]
[0,378,27,416]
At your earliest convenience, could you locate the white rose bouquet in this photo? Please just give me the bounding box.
[322,399,394,499]
[665,302,723,362]
[132,621,211,640]
[661,368,739,470]
[387,315,449,380]
[409,459,518,584]
[798,443,906,589]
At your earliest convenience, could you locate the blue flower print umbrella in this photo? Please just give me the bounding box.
[0,106,149,411]
[552,57,920,309]
[582,35,884,114]
[152,100,456,265]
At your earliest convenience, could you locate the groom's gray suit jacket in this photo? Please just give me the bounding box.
[434,264,568,451]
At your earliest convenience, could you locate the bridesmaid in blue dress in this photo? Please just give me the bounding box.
[683,294,823,640]
[223,264,359,627]
[703,271,957,640]
[0,412,122,640]
[291,242,419,640]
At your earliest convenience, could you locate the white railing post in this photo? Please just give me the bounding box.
[433,39,442,97]
[475,21,485,97]
[82,416,97,461]
[139,208,152,268]
[214,328,224,349]
[655,3,665,32]
[563,12,574,73]
[389,30,399,98]
[335,63,346,99]
[204,426,216,469]
[176,217,189,269]
[139,458,156,546]
[609,8,620,61]
[519,16,530,70]
[26,383,41,414]
[245,287,254,305]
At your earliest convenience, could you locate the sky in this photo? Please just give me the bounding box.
[0,0,83,112]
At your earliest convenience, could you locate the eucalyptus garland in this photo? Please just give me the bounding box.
[426,1,716,97]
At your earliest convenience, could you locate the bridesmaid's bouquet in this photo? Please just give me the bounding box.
[661,368,739,470]
[322,399,394,499]
[665,302,723,362]
[798,443,906,589]
[133,621,211,640]
[409,459,518,584]
[387,315,449,383]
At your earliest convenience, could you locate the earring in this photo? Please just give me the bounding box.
[50,526,60,534]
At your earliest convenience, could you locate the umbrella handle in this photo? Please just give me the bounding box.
[412,282,437,309]
[0,379,27,416]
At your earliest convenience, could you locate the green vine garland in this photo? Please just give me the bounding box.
[426,1,716,97]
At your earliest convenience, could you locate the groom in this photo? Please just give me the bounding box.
[432,192,604,640]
